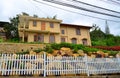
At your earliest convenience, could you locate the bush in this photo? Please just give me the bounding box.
[44,45,53,54]
[83,47,98,53]
[33,48,43,53]
[0,38,3,42]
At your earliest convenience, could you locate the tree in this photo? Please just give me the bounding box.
[90,24,105,41]
[105,20,110,35]
[33,14,38,18]
[22,12,29,16]
[4,15,19,40]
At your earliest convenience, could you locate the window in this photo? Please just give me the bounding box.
[33,21,37,26]
[41,22,46,30]
[71,38,77,44]
[34,35,37,42]
[38,35,44,42]
[50,23,54,28]
[34,34,44,42]
[82,38,87,45]
[49,34,55,43]
[61,37,66,42]
[76,28,81,35]
[61,30,65,34]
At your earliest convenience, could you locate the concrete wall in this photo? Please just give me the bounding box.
[0,43,45,53]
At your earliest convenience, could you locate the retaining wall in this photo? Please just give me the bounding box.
[0,43,45,53]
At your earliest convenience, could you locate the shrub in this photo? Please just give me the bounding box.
[44,45,53,54]
[0,37,3,42]
[33,48,43,53]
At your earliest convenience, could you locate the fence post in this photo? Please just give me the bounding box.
[43,52,46,77]
[117,57,120,69]
[85,54,90,76]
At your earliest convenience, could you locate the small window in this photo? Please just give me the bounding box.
[34,35,37,42]
[38,34,44,42]
[82,38,87,45]
[50,23,54,28]
[61,30,65,34]
[76,28,81,35]
[61,37,65,42]
[33,21,37,26]
[71,38,77,44]
[49,34,55,43]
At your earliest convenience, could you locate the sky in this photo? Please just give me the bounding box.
[0,0,120,36]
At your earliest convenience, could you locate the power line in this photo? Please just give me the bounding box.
[108,0,120,4]
[33,0,120,22]
[42,0,120,18]
[28,0,49,16]
[99,0,120,6]
[67,0,120,14]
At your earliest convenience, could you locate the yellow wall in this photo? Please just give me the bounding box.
[60,25,91,45]
[18,15,91,45]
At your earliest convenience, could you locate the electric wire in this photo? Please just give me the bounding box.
[67,0,120,14]
[42,0,120,18]
[33,0,120,22]
[28,0,49,16]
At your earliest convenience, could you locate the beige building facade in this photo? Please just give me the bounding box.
[18,15,91,46]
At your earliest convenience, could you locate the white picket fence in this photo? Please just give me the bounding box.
[0,53,120,77]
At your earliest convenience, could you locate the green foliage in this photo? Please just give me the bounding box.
[92,41,107,46]
[50,42,85,50]
[4,15,19,40]
[107,51,118,56]
[43,45,53,54]
[82,47,98,53]
[0,38,3,42]
[90,25,120,46]
[33,48,43,53]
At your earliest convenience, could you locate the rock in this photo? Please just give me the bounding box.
[96,51,104,58]
[104,53,109,58]
[116,51,120,58]
[77,50,84,54]
[61,47,71,51]
[90,54,96,58]
[60,47,73,56]
[77,50,85,56]
[52,50,59,56]
[72,53,79,57]
[29,50,36,55]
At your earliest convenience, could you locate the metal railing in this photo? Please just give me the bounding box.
[0,53,120,77]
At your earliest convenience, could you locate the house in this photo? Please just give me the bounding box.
[0,21,9,40]
[18,15,91,46]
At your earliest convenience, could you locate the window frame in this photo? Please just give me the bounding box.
[33,21,37,27]
[49,34,55,43]
[61,29,65,34]
[50,22,54,28]
[76,28,81,35]
[61,37,66,42]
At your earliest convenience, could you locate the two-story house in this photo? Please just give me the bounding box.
[18,15,91,46]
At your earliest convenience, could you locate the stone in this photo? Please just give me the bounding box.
[72,53,79,57]
[60,47,72,56]
[29,50,36,55]
[116,51,120,58]
[77,50,85,56]
[52,50,59,56]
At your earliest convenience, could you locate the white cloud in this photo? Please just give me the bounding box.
[0,0,120,35]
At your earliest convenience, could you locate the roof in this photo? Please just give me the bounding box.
[60,23,92,28]
[0,21,9,27]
